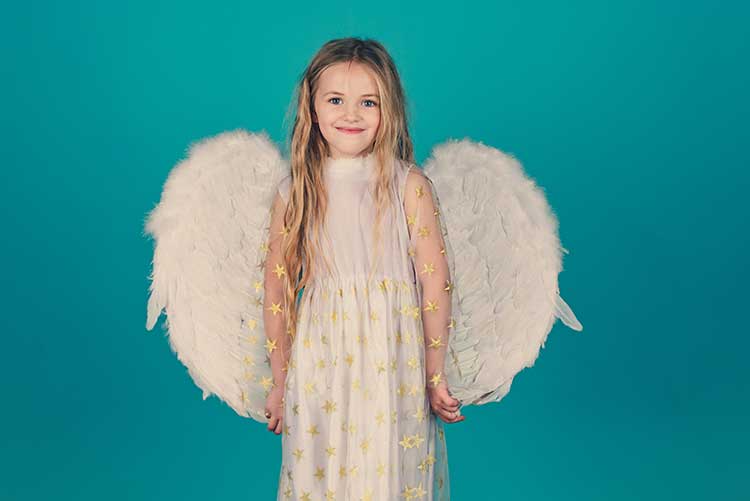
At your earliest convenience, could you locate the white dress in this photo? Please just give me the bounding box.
[274,153,451,500]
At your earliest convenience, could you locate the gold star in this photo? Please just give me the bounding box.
[375,360,386,374]
[325,445,336,457]
[349,464,359,476]
[412,434,425,448]
[300,492,311,501]
[259,241,270,253]
[448,317,456,329]
[245,320,258,334]
[360,437,371,453]
[376,462,386,477]
[421,262,435,276]
[307,424,320,437]
[322,399,337,414]
[423,300,439,312]
[407,247,416,257]
[397,383,408,397]
[399,434,415,450]
[338,465,347,478]
[313,466,325,481]
[280,226,290,237]
[303,336,311,348]
[268,302,283,315]
[292,448,304,461]
[362,488,374,501]
[303,381,316,394]
[401,485,416,500]
[292,403,299,415]
[407,356,419,370]
[413,407,425,423]
[253,280,263,293]
[316,358,326,369]
[325,488,335,500]
[345,353,354,367]
[428,336,444,349]
[417,226,430,238]
[375,411,385,425]
[406,214,416,226]
[273,263,286,279]
[260,376,274,391]
[413,482,427,497]
[429,372,443,387]
[443,280,453,293]
[264,338,277,354]
[415,185,425,198]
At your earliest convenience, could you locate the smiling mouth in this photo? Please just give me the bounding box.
[336,127,364,134]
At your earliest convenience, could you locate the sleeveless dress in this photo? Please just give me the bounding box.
[274,153,451,501]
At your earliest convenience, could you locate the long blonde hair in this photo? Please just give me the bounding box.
[278,37,415,339]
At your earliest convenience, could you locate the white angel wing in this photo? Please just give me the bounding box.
[422,138,583,407]
[144,128,289,422]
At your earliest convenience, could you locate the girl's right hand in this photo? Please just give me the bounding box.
[265,385,285,435]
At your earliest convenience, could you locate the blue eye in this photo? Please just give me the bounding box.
[327,97,379,107]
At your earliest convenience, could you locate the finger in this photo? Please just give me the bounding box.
[439,399,459,412]
[267,415,279,432]
[433,406,456,422]
[434,405,464,424]
[274,417,283,435]
[441,411,465,424]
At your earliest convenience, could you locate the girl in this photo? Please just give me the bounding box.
[263,38,459,500]
[144,36,582,501]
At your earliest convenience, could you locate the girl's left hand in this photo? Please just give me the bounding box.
[426,383,466,424]
[264,385,285,435]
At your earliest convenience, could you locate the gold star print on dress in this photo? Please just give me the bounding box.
[272,153,451,500]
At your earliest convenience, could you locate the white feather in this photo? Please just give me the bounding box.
[144,129,288,422]
[422,138,583,406]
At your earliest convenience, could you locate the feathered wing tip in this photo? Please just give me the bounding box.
[422,138,583,407]
[144,128,290,422]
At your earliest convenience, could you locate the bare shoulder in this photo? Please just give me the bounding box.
[403,160,428,184]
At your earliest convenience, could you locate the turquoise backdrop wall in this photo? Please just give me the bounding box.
[2,1,747,499]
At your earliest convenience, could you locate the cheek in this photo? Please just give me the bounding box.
[368,110,381,129]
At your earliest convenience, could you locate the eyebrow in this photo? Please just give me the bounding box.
[323,91,380,98]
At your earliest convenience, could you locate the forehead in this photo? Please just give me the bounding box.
[317,61,379,94]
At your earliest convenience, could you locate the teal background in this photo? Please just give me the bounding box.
[2,0,748,499]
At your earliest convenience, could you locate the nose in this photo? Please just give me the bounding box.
[344,101,360,121]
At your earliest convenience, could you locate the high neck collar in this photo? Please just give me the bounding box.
[323,151,376,175]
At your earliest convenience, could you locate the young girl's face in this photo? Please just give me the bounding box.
[313,61,381,159]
